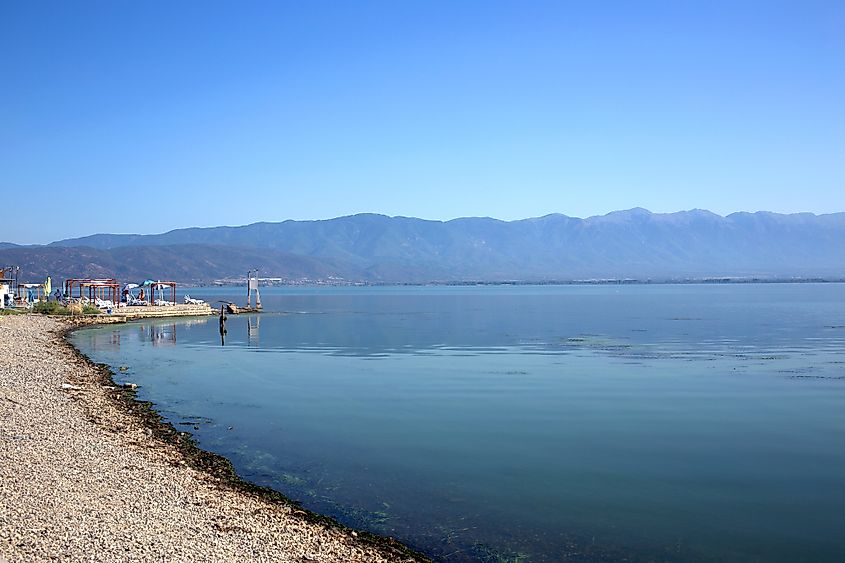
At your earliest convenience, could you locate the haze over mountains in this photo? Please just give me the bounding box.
[3,209,845,283]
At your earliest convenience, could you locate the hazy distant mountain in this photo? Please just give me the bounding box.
[5,209,845,283]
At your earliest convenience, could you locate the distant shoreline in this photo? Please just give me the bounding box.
[194,277,845,288]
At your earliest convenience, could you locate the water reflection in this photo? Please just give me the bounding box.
[83,317,212,353]
[141,323,177,347]
[248,315,260,346]
[175,285,845,359]
[218,313,261,347]
[71,285,845,563]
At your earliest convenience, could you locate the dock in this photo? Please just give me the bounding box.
[60,304,214,326]
[84,303,216,324]
[116,303,214,320]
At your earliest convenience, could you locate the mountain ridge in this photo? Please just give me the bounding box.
[46,208,845,248]
[2,209,843,283]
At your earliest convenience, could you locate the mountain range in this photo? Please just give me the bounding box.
[3,209,845,283]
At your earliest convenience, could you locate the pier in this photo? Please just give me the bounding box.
[103,303,214,322]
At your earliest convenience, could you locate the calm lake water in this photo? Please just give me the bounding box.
[71,284,845,562]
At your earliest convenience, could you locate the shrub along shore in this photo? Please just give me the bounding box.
[0,314,424,562]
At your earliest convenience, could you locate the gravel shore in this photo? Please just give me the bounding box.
[0,315,422,562]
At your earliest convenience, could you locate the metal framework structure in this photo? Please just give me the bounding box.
[147,281,177,305]
[17,283,45,302]
[64,278,120,304]
[0,266,18,283]
[246,269,262,310]
[0,267,15,308]
[1,267,19,293]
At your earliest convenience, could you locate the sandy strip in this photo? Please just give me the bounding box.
[0,315,423,562]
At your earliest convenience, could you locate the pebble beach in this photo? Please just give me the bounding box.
[0,314,422,562]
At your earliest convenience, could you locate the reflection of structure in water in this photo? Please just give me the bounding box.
[248,315,260,346]
[219,304,227,346]
[180,317,212,328]
[140,323,177,347]
[88,329,121,352]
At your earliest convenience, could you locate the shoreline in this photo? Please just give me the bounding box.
[0,314,426,562]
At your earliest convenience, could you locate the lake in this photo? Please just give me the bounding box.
[71,284,845,562]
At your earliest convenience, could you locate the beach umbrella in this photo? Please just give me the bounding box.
[44,276,51,296]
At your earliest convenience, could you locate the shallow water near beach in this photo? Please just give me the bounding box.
[72,284,845,561]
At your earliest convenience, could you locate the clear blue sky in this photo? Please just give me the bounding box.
[2,0,843,244]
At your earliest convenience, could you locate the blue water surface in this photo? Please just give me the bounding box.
[72,284,845,562]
